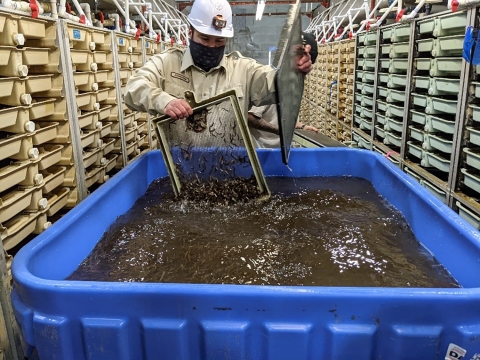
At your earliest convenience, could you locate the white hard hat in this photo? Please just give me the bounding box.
[188,0,234,38]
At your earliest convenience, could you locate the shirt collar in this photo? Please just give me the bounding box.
[180,47,227,73]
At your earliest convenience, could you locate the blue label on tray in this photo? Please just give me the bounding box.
[119,38,124,46]
[73,29,81,40]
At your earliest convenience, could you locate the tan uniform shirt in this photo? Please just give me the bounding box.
[248,104,280,148]
[124,47,277,118]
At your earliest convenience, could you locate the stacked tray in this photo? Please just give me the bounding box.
[353,30,376,140]
[374,24,410,148]
[407,11,466,179]
[337,39,355,144]
[113,33,147,168]
[65,23,118,201]
[0,14,67,251]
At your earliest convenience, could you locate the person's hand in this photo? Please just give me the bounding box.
[297,44,312,74]
[164,99,193,120]
[296,122,319,132]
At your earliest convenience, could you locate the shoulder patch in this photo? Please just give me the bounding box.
[171,72,190,83]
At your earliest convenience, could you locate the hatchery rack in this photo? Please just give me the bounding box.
[301,8,480,229]
[0,10,170,268]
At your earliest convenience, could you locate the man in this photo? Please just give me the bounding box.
[248,32,319,148]
[124,0,312,123]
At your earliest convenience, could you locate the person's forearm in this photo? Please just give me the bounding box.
[247,113,279,135]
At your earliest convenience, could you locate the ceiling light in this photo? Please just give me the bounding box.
[256,0,265,21]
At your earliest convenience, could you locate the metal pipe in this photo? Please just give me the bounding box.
[448,0,480,10]
[165,18,182,43]
[58,0,82,22]
[110,0,136,28]
[80,3,92,24]
[151,11,167,35]
[146,3,155,38]
[108,13,121,31]
[370,0,398,28]
[2,0,44,15]
[320,19,336,43]
[45,0,58,19]
[400,0,426,21]
[124,0,138,34]
[130,3,155,38]
[70,0,88,24]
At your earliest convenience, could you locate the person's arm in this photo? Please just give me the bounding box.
[124,53,192,119]
[247,113,279,135]
[295,121,319,132]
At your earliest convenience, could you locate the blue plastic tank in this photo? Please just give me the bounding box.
[11,148,480,360]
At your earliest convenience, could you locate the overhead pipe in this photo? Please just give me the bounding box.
[40,0,58,19]
[130,3,154,37]
[160,1,179,19]
[357,0,386,31]
[70,0,89,24]
[110,0,136,29]
[80,3,92,24]
[330,14,348,41]
[51,0,58,18]
[151,0,189,42]
[307,5,333,32]
[180,23,189,45]
[308,0,353,31]
[370,0,398,29]
[1,0,44,17]
[319,19,335,43]
[322,0,352,42]
[165,18,183,44]
[145,3,155,38]
[124,0,138,35]
[309,9,332,40]
[447,0,480,12]
[58,0,83,22]
[108,13,121,31]
[342,0,369,39]
[308,9,328,31]
[317,23,328,43]
[155,0,187,27]
[399,0,425,21]
[127,2,159,38]
[151,10,168,35]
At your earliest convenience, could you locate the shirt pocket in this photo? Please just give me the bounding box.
[164,80,189,99]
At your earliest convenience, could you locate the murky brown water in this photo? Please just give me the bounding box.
[68,177,460,287]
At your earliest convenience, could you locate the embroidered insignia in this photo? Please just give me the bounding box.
[171,72,190,83]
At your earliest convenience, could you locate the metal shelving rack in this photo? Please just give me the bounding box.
[348,9,479,226]
[300,39,355,145]
[450,9,480,226]
[0,10,162,273]
[304,8,480,227]
[0,6,182,359]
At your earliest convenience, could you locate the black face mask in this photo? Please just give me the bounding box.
[189,39,225,72]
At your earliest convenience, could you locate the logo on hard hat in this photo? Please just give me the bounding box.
[214,1,224,10]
